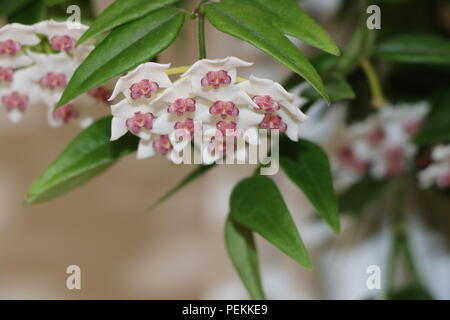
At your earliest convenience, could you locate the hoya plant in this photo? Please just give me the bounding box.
[1,0,449,299]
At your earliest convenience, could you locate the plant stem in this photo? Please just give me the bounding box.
[197,2,207,59]
[384,176,423,299]
[360,59,386,108]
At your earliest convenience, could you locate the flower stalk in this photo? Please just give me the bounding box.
[361,59,386,109]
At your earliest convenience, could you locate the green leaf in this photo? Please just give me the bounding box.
[414,90,450,145]
[280,139,340,233]
[0,0,33,16]
[204,1,328,101]
[149,164,215,209]
[26,117,138,205]
[222,0,339,55]
[56,7,185,109]
[388,285,433,300]
[303,75,355,102]
[45,0,69,5]
[225,216,266,300]
[336,18,377,75]
[77,0,181,45]
[376,34,450,65]
[338,175,386,214]
[8,0,46,24]
[230,176,312,268]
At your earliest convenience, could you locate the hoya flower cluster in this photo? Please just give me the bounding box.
[418,144,450,189]
[331,102,429,190]
[0,21,111,127]
[109,57,308,162]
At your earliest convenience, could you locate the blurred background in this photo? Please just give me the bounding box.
[0,0,449,299]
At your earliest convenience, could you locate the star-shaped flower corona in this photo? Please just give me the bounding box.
[181,56,253,92]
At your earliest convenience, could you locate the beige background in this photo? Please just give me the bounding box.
[0,0,449,299]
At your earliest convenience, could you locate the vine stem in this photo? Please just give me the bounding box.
[197,2,207,60]
[384,176,423,299]
[360,59,387,108]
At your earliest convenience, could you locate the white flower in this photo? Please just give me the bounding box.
[27,51,77,108]
[0,68,41,123]
[418,144,450,189]
[0,23,40,68]
[182,56,252,92]
[109,62,172,102]
[238,75,308,141]
[34,20,95,63]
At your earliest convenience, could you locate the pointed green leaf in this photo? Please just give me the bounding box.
[204,1,328,101]
[376,34,450,65]
[225,216,266,300]
[8,0,46,24]
[336,18,377,75]
[45,0,70,5]
[77,0,181,45]
[414,90,450,145]
[230,176,312,268]
[303,75,355,102]
[280,139,340,233]
[223,0,339,55]
[56,7,185,109]
[26,116,138,205]
[149,164,215,209]
[0,0,33,16]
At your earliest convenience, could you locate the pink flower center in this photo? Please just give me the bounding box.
[259,113,287,132]
[50,35,75,53]
[201,70,231,89]
[129,79,159,100]
[252,95,280,113]
[88,86,111,104]
[368,127,385,144]
[152,135,173,156]
[336,146,368,173]
[125,111,155,134]
[0,39,21,56]
[0,66,14,83]
[437,172,450,189]
[167,98,196,116]
[40,72,67,89]
[2,91,28,112]
[53,104,79,124]
[216,120,241,138]
[385,146,406,176]
[174,118,196,141]
[209,100,239,119]
[405,119,422,136]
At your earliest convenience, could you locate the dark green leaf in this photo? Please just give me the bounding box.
[149,164,215,209]
[303,75,355,101]
[388,285,433,300]
[414,90,450,145]
[204,1,328,101]
[77,0,180,45]
[338,175,386,214]
[0,0,33,16]
[8,0,46,24]
[45,0,70,5]
[56,7,185,109]
[336,18,377,75]
[376,34,450,65]
[222,0,339,55]
[26,116,138,205]
[230,176,312,268]
[280,139,340,233]
[225,216,266,300]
